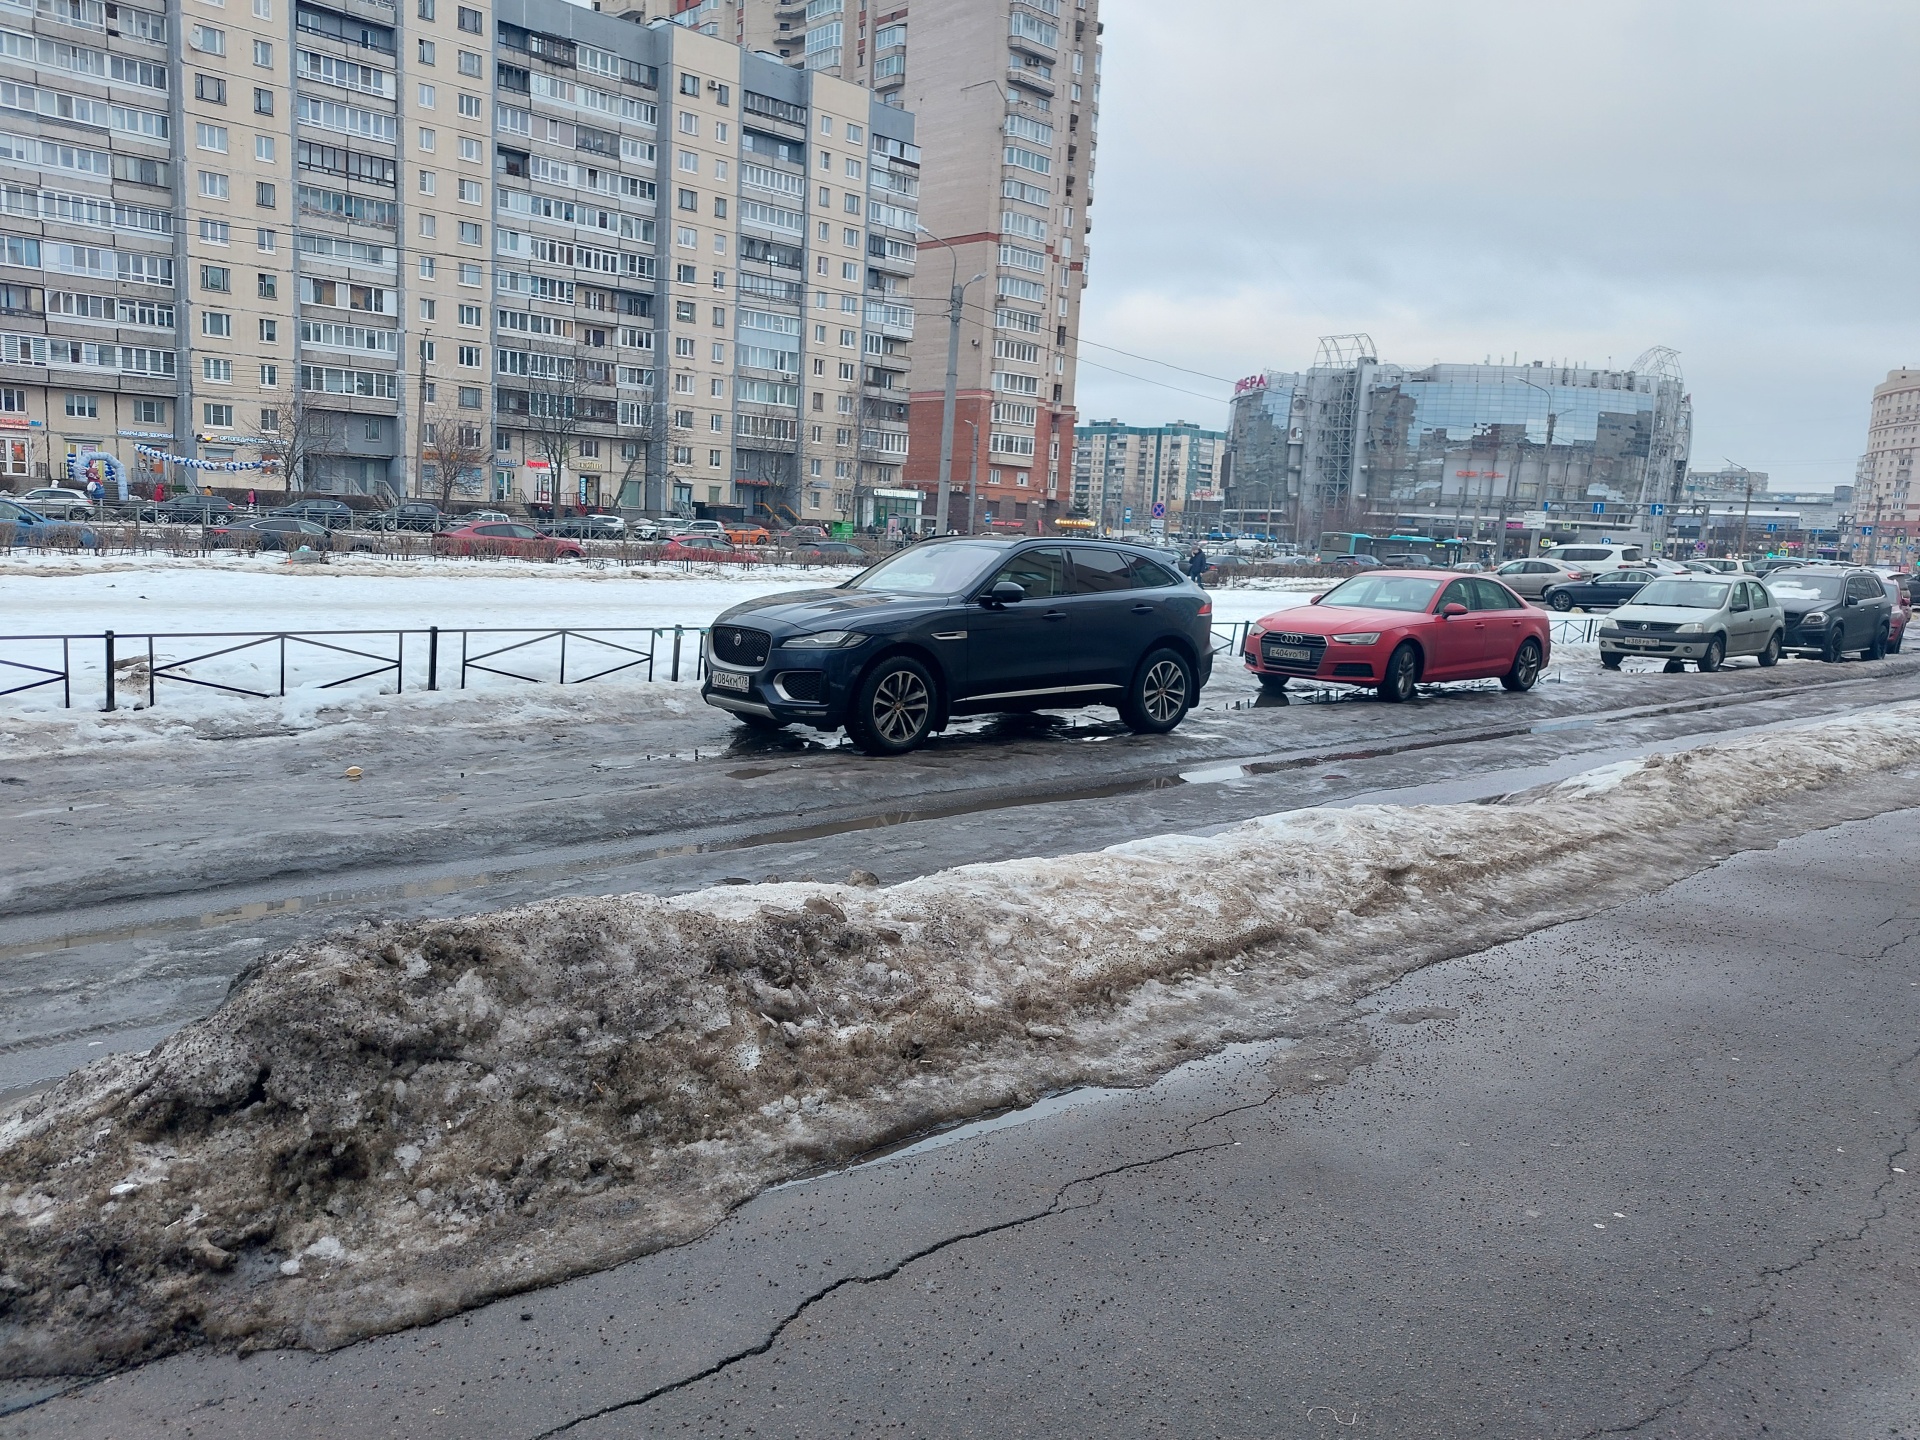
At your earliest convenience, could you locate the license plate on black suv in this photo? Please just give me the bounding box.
[711,670,751,693]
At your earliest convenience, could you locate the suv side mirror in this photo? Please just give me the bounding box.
[984,580,1025,607]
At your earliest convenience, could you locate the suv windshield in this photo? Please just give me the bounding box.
[1319,574,1445,612]
[846,541,1005,595]
[1766,574,1846,604]
[1632,580,1729,609]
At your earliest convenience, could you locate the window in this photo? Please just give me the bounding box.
[458,303,480,325]
[459,386,481,408]
[198,171,229,200]
[458,262,481,285]
[256,181,276,208]
[677,188,697,212]
[201,357,232,382]
[196,123,229,153]
[417,126,435,152]
[709,449,722,468]
[203,403,234,428]
[674,335,694,357]
[418,171,436,195]
[64,393,97,418]
[131,399,166,425]
[458,50,481,77]
[417,38,434,64]
[418,256,435,278]
[713,197,727,219]
[199,219,231,246]
[195,74,227,104]
[678,112,697,135]
[676,227,697,249]
[253,38,272,66]
[456,5,480,32]
[418,340,436,362]
[457,92,481,118]
[257,273,277,299]
[417,83,435,108]
[458,221,482,245]
[458,136,481,162]
[458,344,479,366]
[202,311,232,337]
[191,25,226,55]
[678,150,698,173]
[457,179,481,203]
[419,214,437,238]
[200,264,231,292]
[259,318,278,341]
[679,73,699,96]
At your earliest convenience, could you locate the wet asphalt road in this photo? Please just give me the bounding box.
[10,797,1920,1437]
[6,652,1920,1101]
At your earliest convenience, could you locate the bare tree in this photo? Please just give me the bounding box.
[255,381,344,498]
[420,400,491,512]
[520,341,612,514]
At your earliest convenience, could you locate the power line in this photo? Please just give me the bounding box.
[944,294,1232,406]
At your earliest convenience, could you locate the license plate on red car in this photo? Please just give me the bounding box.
[1267,645,1312,663]
[711,670,750,692]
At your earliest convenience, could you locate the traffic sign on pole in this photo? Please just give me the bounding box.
[1150,501,1166,520]
[1765,523,1779,534]
[1862,525,1876,535]
[1591,502,1605,515]
[1649,503,1665,516]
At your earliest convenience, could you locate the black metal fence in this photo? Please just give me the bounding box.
[0,626,711,711]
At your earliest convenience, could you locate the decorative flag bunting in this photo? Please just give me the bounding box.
[134,445,276,472]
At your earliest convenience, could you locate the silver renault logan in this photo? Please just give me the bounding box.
[1598,575,1784,672]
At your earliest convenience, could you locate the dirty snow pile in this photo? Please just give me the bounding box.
[6,704,1920,1376]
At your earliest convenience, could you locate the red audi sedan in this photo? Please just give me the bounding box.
[1244,570,1552,702]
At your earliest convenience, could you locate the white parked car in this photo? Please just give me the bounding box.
[1598,575,1785,672]
[1548,542,1650,573]
[18,486,94,519]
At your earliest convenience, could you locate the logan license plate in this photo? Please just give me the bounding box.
[1266,645,1313,663]
[711,669,751,692]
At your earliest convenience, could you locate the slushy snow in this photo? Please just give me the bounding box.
[4,703,1919,1375]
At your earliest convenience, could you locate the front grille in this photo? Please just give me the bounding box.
[711,624,771,668]
[1616,620,1678,634]
[1260,633,1327,675]
[774,670,825,703]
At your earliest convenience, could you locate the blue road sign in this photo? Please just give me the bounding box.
[1541,501,1552,511]
[1766,523,1779,533]
[1591,502,1606,515]
[1151,501,1167,519]
[1649,503,1665,516]
[1123,507,1133,523]
[1862,525,1875,535]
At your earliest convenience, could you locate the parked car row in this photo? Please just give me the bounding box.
[1597,565,1902,670]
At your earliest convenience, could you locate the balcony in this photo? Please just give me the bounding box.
[864,300,913,341]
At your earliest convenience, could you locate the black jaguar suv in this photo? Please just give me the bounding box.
[702,536,1215,754]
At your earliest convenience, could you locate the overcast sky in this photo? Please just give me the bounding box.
[1075,0,1920,492]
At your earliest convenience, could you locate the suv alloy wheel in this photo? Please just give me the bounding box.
[848,656,936,755]
[1118,648,1193,734]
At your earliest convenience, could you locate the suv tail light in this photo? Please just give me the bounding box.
[1197,599,1212,618]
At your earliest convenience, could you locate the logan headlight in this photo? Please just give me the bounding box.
[1330,632,1380,645]
[1673,622,1705,635]
[785,630,865,648]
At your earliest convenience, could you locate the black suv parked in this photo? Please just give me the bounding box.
[365,501,443,532]
[271,498,357,530]
[703,536,1215,754]
[1767,565,1895,662]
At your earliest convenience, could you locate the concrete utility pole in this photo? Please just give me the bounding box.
[1728,459,1755,560]
[918,222,985,538]
[963,418,980,534]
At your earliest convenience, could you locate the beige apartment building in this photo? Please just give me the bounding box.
[0,0,918,527]
[1072,419,1224,535]
[1854,367,1920,562]
[662,0,1101,532]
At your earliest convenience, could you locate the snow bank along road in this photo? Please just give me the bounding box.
[5,704,1920,1390]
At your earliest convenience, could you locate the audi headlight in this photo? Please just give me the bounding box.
[785,630,865,648]
[1801,610,1827,626]
[1330,632,1381,645]
[1247,624,1267,642]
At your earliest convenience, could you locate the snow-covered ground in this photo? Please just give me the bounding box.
[6,703,1918,1372]
[0,554,1313,722]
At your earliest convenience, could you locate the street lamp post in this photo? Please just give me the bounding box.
[1510,374,1556,562]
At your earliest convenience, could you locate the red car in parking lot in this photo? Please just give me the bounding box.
[663,535,738,561]
[1244,570,1552,701]
[432,522,583,560]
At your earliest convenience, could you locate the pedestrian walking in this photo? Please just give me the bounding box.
[246,488,257,511]
[1186,545,1211,586]
[153,480,168,503]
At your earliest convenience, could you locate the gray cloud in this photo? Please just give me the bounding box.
[1076,0,1920,487]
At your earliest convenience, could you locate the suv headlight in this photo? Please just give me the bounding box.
[785,630,865,648]
[1330,632,1380,645]
[1801,610,1827,626]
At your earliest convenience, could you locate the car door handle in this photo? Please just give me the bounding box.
[1131,603,1154,614]
[1043,609,1067,621]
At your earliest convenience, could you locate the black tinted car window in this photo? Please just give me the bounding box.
[1848,574,1881,602]
[1069,548,1134,594]
[989,547,1068,599]
[1126,554,1180,588]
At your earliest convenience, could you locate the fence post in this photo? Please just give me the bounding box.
[102,629,114,712]
[670,625,682,682]
[559,629,568,685]
[427,626,439,691]
[61,637,69,709]
[147,635,155,709]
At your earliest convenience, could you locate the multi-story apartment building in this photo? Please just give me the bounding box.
[0,0,917,527]
[1072,419,1223,535]
[660,0,1101,534]
[1683,467,1768,502]
[1853,368,1919,562]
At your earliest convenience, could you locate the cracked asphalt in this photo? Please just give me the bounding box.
[10,806,1920,1437]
